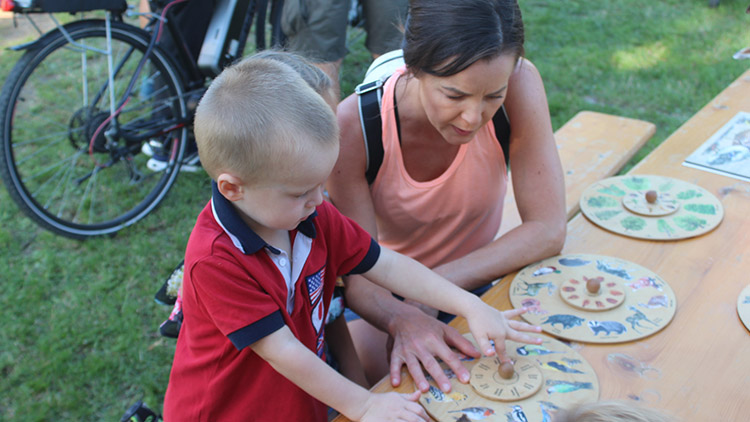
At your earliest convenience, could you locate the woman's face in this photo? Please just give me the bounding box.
[416,54,517,145]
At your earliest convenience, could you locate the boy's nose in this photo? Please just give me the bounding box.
[308,186,324,207]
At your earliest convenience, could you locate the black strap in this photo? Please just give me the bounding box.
[359,84,511,185]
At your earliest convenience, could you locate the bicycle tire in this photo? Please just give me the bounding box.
[0,19,188,239]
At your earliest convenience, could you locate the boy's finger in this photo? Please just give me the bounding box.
[504,307,528,318]
[492,337,509,362]
[508,319,543,333]
[506,329,544,345]
[403,390,422,401]
[475,335,496,357]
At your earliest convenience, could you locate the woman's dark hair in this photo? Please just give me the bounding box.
[402,0,525,77]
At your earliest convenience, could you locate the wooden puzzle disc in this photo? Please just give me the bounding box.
[509,254,677,344]
[737,284,750,333]
[622,191,679,216]
[469,356,543,401]
[580,175,723,240]
[419,334,599,422]
[559,276,626,311]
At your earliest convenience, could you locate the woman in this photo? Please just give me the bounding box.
[326,0,566,391]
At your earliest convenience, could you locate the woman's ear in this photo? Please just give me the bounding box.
[216,173,245,202]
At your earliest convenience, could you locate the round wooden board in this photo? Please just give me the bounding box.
[738,284,750,333]
[419,334,598,422]
[580,175,723,240]
[509,254,677,344]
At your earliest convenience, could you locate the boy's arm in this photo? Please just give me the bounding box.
[250,325,428,422]
[363,248,543,359]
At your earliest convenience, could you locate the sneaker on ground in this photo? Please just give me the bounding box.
[146,151,202,173]
[142,140,202,173]
[154,260,185,306]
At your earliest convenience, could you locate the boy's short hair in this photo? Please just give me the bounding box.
[247,50,333,98]
[194,58,338,182]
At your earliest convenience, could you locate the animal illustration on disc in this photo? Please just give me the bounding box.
[509,254,677,344]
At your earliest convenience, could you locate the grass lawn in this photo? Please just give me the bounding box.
[0,0,748,420]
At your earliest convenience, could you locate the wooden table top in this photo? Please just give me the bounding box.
[334,68,750,421]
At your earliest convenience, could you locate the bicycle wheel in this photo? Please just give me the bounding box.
[0,19,189,239]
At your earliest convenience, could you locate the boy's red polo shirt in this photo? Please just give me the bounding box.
[164,183,379,421]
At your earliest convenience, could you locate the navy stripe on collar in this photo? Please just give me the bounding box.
[211,181,318,255]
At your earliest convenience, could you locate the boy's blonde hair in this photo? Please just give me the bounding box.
[248,50,333,100]
[194,58,338,182]
[554,400,674,422]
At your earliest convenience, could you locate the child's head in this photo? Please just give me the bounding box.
[248,50,337,110]
[553,400,674,422]
[193,57,338,185]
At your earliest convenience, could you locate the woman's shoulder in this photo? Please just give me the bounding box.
[511,57,543,86]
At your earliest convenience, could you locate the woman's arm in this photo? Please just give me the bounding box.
[327,93,480,392]
[431,58,566,289]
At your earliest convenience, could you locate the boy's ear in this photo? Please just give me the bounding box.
[216,173,245,201]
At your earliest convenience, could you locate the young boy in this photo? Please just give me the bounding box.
[162,58,542,421]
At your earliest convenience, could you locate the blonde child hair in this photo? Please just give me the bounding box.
[247,50,335,103]
[193,57,338,183]
[554,400,675,422]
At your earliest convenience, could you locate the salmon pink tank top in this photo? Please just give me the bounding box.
[370,66,508,269]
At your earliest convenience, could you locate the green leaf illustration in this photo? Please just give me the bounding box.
[657,219,676,237]
[595,209,623,221]
[673,214,706,231]
[684,203,716,215]
[587,196,620,208]
[621,216,646,231]
[623,177,651,191]
[597,185,626,197]
[676,190,702,200]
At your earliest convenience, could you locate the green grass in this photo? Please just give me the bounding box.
[0,1,749,420]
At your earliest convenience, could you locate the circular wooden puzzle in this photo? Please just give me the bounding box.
[580,175,723,240]
[738,284,750,333]
[419,334,598,422]
[509,254,676,344]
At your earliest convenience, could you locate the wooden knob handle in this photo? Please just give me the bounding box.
[586,277,601,294]
[498,362,515,379]
[645,190,658,204]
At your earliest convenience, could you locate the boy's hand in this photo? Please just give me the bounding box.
[465,305,543,361]
[356,390,428,422]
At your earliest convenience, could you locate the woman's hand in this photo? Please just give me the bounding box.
[386,305,480,393]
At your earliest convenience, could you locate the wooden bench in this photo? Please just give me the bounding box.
[497,110,656,237]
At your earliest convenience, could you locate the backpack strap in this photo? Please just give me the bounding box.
[357,81,511,185]
[356,78,387,185]
[493,105,511,169]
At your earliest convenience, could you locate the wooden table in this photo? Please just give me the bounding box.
[334,68,750,421]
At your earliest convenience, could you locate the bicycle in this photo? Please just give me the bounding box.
[0,0,285,239]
